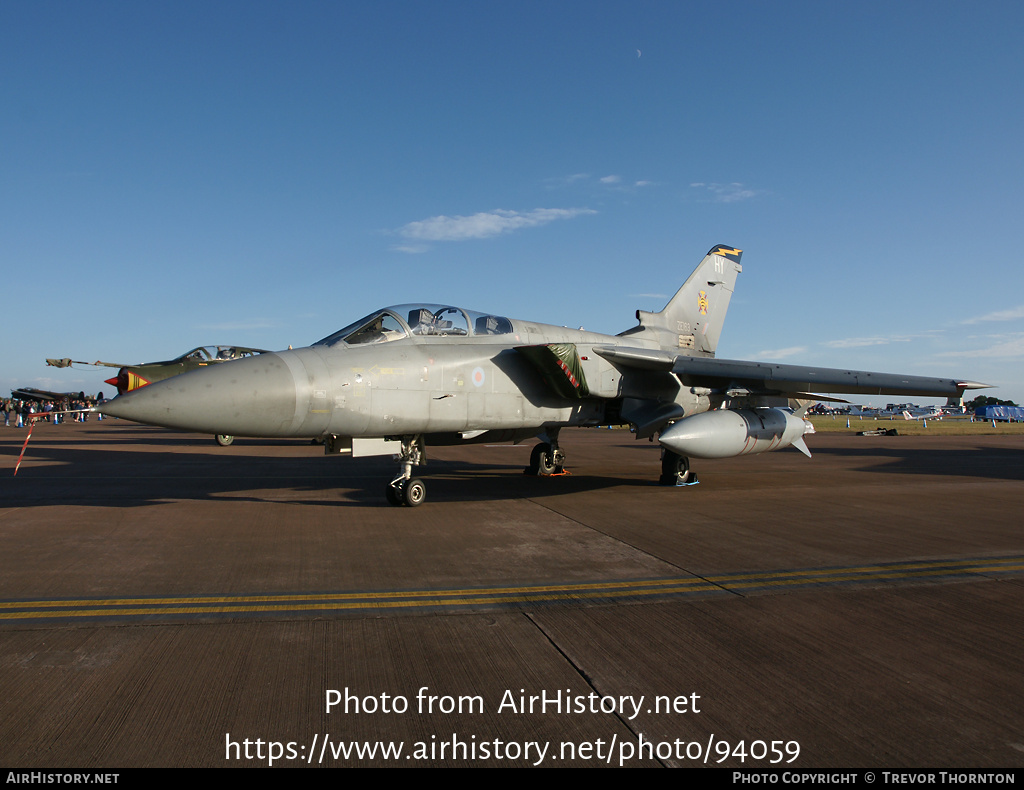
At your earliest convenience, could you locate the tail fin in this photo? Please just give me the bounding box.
[626,244,742,355]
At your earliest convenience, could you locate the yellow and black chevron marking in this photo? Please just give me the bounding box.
[126,371,151,391]
[710,245,742,262]
[1,555,1020,625]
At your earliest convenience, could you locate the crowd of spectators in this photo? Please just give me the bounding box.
[2,393,104,427]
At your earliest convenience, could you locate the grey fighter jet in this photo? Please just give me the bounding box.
[97,245,987,506]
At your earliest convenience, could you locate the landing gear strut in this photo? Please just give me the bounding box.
[660,449,696,486]
[525,431,566,476]
[385,435,427,507]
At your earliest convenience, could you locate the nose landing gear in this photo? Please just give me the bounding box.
[385,436,427,507]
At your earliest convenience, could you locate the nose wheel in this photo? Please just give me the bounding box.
[385,435,427,506]
[386,477,426,507]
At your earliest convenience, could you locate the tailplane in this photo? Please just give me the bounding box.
[623,244,743,355]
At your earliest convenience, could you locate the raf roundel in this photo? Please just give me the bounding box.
[472,367,485,387]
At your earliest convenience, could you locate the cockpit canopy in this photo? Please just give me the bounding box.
[177,346,265,362]
[315,304,514,348]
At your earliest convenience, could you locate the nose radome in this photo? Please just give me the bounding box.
[98,352,302,437]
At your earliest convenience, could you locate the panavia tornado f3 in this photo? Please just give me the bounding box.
[97,244,988,506]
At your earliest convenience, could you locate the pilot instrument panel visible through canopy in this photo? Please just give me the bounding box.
[316,304,514,347]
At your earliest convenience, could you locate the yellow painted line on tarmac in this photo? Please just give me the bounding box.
[0,555,1019,624]
[0,583,724,621]
[704,555,1023,584]
[0,577,721,611]
[707,556,1024,591]
[717,563,1024,593]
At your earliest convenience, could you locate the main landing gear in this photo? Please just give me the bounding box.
[214,434,234,446]
[525,431,566,476]
[659,449,697,486]
[385,435,427,507]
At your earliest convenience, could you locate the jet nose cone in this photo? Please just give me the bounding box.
[98,352,302,436]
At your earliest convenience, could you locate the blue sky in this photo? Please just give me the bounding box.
[4,1,1023,405]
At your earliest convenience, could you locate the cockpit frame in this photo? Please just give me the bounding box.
[316,304,513,348]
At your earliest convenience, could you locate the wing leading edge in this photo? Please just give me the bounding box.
[592,345,989,400]
[672,356,987,399]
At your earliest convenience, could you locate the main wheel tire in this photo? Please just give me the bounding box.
[660,451,690,485]
[385,481,402,506]
[402,478,426,507]
[529,443,556,476]
[215,434,234,447]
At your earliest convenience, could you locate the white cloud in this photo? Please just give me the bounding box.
[389,243,429,254]
[398,208,596,242]
[961,305,1024,325]
[754,346,808,360]
[940,333,1024,358]
[823,331,940,349]
[546,173,654,191]
[823,337,898,349]
[691,182,758,203]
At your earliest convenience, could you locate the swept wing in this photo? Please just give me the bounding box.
[592,345,984,400]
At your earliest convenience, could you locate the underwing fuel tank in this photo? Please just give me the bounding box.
[658,408,814,459]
